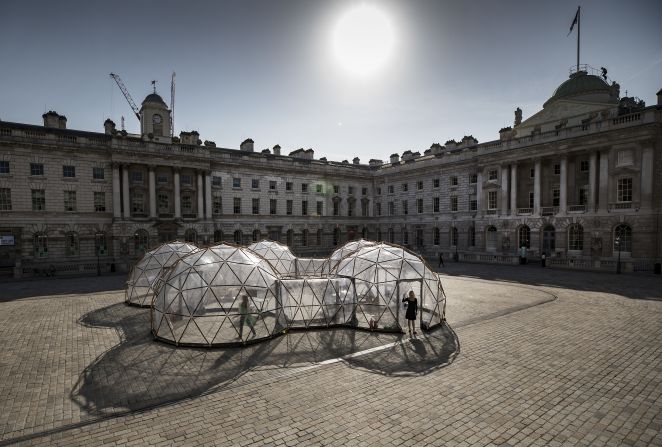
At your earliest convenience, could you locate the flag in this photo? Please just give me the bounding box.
[568,7,579,36]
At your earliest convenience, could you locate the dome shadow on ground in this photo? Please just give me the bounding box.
[71,302,458,416]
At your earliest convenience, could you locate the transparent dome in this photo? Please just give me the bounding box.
[152,244,283,346]
[327,239,377,269]
[125,242,200,307]
[247,240,297,277]
[333,243,446,331]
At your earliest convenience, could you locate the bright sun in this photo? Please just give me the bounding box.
[333,4,394,77]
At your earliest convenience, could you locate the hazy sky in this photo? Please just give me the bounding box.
[1,0,660,162]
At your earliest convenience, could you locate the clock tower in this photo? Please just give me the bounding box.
[139,91,172,143]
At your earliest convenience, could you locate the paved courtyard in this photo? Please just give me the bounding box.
[0,263,660,446]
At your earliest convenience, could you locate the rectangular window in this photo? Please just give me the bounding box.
[64,190,77,212]
[94,192,106,212]
[470,198,477,211]
[269,180,277,190]
[158,174,169,184]
[361,200,368,216]
[348,200,355,216]
[333,201,339,216]
[433,197,440,213]
[552,189,560,206]
[32,189,45,210]
[132,193,145,213]
[92,167,105,180]
[286,200,293,215]
[433,178,440,188]
[158,193,169,211]
[213,196,222,215]
[233,177,241,188]
[301,183,308,193]
[451,196,458,212]
[252,198,260,214]
[401,183,408,192]
[417,198,423,213]
[180,174,192,185]
[316,184,323,193]
[488,191,497,209]
[529,192,534,208]
[579,188,588,205]
[348,186,354,195]
[0,161,9,174]
[450,176,458,186]
[301,200,308,215]
[252,179,260,189]
[0,188,11,210]
[131,170,143,182]
[417,181,423,190]
[362,187,367,196]
[333,185,340,194]
[316,201,323,216]
[469,174,477,184]
[63,165,76,178]
[402,200,408,215]
[530,168,535,179]
[388,201,394,216]
[286,182,293,191]
[233,197,241,214]
[553,164,560,175]
[376,187,382,195]
[617,178,632,202]
[181,194,192,212]
[270,199,277,215]
[376,202,382,216]
[30,163,44,176]
[388,185,394,194]
[212,176,222,187]
[580,160,589,172]
[488,169,498,181]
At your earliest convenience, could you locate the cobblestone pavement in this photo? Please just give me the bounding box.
[0,264,660,446]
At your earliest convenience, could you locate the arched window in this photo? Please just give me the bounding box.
[95,232,108,256]
[613,224,632,253]
[134,229,149,256]
[252,229,261,243]
[286,229,294,247]
[213,229,223,244]
[302,229,309,247]
[486,226,497,252]
[316,229,322,246]
[468,226,475,247]
[433,227,440,245]
[152,114,163,136]
[388,228,394,243]
[568,224,583,251]
[233,230,243,245]
[184,229,197,244]
[542,225,555,254]
[65,231,79,256]
[518,225,531,249]
[451,227,458,247]
[33,233,48,258]
[332,228,340,246]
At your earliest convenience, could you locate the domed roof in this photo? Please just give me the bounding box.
[544,71,612,107]
[247,240,296,276]
[142,93,167,106]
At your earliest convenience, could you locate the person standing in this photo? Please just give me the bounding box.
[438,252,445,268]
[402,291,418,337]
[237,294,256,339]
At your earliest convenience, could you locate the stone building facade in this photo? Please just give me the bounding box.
[0,67,661,277]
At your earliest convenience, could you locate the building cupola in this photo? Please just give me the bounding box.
[139,89,171,142]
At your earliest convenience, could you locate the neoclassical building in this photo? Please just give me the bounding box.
[0,66,661,277]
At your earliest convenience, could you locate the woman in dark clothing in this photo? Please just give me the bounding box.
[402,290,418,336]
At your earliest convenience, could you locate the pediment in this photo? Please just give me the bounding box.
[516,99,612,134]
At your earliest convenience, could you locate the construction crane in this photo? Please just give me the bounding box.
[109,73,141,122]
[170,71,176,137]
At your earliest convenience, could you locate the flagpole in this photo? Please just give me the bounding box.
[577,6,582,72]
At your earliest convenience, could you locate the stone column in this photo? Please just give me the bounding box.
[197,171,204,219]
[641,146,654,209]
[205,171,212,219]
[149,166,156,218]
[476,171,483,213]
[598,150,609,211]
[500,166,509,215]
[122,165,130,219]
[559,158,567,214]
[533,159,541,215]
[510,164,517,215]
[174,169,181,218]
[588,152,597,212]
[112,163,121,218]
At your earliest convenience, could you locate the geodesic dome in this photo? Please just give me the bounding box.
[327,239,377,270]
[280,277,355,328]
[151,244,284,346]
[247,240,297,277]
[333,243,446,332]
[125,242,200,307]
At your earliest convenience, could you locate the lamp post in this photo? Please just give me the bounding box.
[95,233,103,276]
[615,234,622,274]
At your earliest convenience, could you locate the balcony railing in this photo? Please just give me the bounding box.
[541,206,559,216]
[568,204,586,213]
[517,208,533,215]
[485,209,498,215]
[158,213,174,219]
[609,202,638,211]
[182,213,198,219]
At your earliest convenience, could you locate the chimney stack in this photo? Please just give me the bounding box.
[43,111,66,128]
[369,159,383,167]
[272,144,281,155]
[104,119,116,135]
[352,157,360,165]
[390,153,399,163]
[240,138,254,152]
[657,88,662,106]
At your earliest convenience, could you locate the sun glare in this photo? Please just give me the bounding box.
[333,4,395,78]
